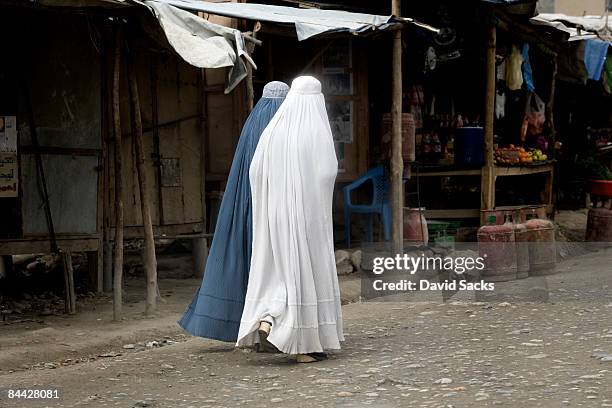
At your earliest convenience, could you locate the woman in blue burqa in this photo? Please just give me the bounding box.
[179,81,289,342]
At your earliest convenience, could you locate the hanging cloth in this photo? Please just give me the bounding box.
[521,43,535,92]
[604,54,612,93]
[496,59,507,119]
[178,81,289,342]
[236,76,344,354]
[584,38,610,81]
[506,44,524,91]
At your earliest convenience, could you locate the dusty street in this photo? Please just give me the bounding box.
[2,247,612,408]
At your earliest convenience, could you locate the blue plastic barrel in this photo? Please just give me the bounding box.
[454,127,484,166]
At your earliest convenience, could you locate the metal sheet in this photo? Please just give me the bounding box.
[21,154,99,234]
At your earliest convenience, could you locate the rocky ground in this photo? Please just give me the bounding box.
[1,245,612,407]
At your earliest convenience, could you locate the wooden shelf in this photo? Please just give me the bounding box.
[494,163,553,177]
[415,168,482,177]
[404,163,554,219]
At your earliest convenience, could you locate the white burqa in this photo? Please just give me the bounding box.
[236,76,344,354]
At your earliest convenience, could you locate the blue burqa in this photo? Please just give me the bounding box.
[179,81,289,342]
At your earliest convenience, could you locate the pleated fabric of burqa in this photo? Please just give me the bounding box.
[237,76,344,354]
[179,81,290,342]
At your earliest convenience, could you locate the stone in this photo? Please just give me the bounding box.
[434,378,453,385]
[123,344,135,350]
[350,250,362,270]
[314,379,343,385]
[526,354,548,359]
[336,261,354,275]
[99,352,121,358]
[40,308,53,316]
[336,392,354,397]
[335,250,350,265]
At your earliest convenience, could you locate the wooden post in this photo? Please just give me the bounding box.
[481,24,497,211]
[391,0,404,251]
[62,250,76,314]
[112,27,124,321]
[245,22,261,112]
[127,49,158,316]
[546,56,558,217]
[546,56,558,153]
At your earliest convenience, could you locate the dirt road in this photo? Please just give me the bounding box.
[2,248,612,407]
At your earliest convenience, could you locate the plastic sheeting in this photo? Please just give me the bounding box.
[530,14,611,41]
[145,1,254,93]
[148,0,436,41]
[584,38,610,81]
[522,43,535,92]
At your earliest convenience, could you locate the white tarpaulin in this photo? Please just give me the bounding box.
[144,1,255,93]
[147,0,436,41]
[531,14,611,41]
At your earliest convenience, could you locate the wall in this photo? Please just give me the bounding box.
[0,10,102,237]
[539,0,608,15]
[105,45,206,235]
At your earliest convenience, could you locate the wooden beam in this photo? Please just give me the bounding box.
[127,47,158,317]
[112,27,124,322]
[481,24,497,212]
[391,0,403,251]
[0,237,100,255]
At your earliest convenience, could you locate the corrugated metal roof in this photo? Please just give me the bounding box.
[147,0,438,40]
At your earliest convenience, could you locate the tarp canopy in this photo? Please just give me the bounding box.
[144,1,254,92]
[147,0,438,41]
[531,14,612,41]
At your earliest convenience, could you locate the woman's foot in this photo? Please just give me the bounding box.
[296,352,328,363]
[258,321,272,341]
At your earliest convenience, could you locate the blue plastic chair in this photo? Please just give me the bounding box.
[343,166,391,248]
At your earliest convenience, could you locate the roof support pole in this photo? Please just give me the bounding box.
[127,45,158,316]
[112,26,124,322]
[481,24,497,211]
[391,0,403,252]
[246,21,261,112]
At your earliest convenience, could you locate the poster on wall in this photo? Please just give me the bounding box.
[0,116,17,153]
[321,40,353,96]
[322,40,351,73]
[327,101,353,144]
[0,153,18,197]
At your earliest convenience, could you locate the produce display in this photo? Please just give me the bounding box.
[494,145,548,166]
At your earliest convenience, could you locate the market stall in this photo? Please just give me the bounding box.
[366,1,569,223]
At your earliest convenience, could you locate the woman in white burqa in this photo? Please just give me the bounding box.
[237,76,344,362]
